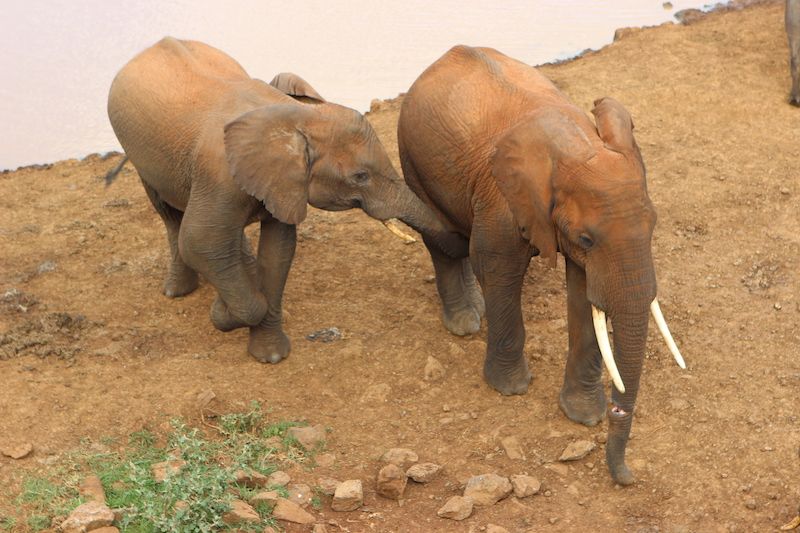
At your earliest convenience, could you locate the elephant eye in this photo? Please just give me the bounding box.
[351,171,370,185]
[578,233,594,250]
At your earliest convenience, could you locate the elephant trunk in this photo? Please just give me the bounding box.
[605,305,650,486]
[365,181,468,258]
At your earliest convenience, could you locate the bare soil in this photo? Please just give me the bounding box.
[1,2,799,531]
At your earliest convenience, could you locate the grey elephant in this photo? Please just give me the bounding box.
[107,37,465,362]
[788,0,800,105]
[398,45,685,485]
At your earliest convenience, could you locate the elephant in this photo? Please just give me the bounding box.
[788,0,800,105]
[397,45,685,485]
[107,37,466,363]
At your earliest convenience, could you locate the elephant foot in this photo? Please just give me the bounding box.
[163,269,199,298]
[558,384,606,426]
[442,306,481,336]
[483,355,531,395]
[608,461,635,486]
[210,294,267,332]
[248,324,290,364]
[791,96,800,108]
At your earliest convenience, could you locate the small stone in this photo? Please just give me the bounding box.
[313,525,329,533]
[670,399,690,411]
[59,501,115,533]
[376,464,407,500]
[406,462,442,483]
[464,473,512,507]
[500,436,525,460]
[780,186,791,195]
[381,448,419,468]
[424,356,446,381]
[545,463,569,477]
[595,433,607,444]
[288,425,326,450]
[744,498,757,510]
[1,442,33,459]
[222,500,261,525]
[272,497,315,524]
[448,342,466,357]
[549,517,559,524]
[566,481,584,498]
[437,495,474,520]
[249,490,280,506]
[510,475,540,498]
[317,477,342,496]
[196,389,216,409]
[360,383,391,403]
[306,327,341,342]
[559,440,596,462]
[151,459,186,482]
[316,452,336,468]
[79,475,106,504]
[267,470,291,487]
[487,525,510,533]
[287,483,313,507]
[233,469,268,488]
[332,479,363,511]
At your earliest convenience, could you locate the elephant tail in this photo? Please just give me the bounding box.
[104,154,129,186]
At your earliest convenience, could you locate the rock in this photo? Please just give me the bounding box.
[287,483,313,507]
[313,525,329,533]
[90,528,120,533]
[59,501,115,533]
[196,389,216,409]
[567,481,585,498]
[487,525,510,533]
[233,469,268,488]
[360,383,391,403]
[272,497,316,524]
[288,425,326,449]
[381,448,419,468]
[675,8,705,24]
[222,500,261,525]
[79,475,106,504]
[317,477,342,496]
[332,479,363,511]
[510,475,540,498]
[613,27,642,42]
[306,327,341,342]
[744,497,757,510]
[267,470,291,487]
[448,342,465,357]
[463,474,512,507]
[406,462,442,483]
[500,436,525,460]
[424,356,446,381]
[1,442,33,459]
[670,398,690,411]
[151,459,186,482]
[316,452,336,468]
[559,440,596,462]
[376,464,407,500]
[437,495,473,520]
[249,490,280,506]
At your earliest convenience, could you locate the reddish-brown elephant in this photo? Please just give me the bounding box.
[107,38,466,364]
[398,45,685,485]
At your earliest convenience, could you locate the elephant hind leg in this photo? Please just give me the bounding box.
[140,178,199,297]
[423,234,484,336]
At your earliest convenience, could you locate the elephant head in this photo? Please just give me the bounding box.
[492,97,684,485]
[223,102,466,256]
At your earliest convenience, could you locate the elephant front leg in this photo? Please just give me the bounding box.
[559,258,606,426]
[247,218,296,363]
[470,222,531,395]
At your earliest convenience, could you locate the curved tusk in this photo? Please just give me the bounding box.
[591,305,626,393]
[650,299,686,369]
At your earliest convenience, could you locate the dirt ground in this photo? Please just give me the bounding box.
[1,2,799,531]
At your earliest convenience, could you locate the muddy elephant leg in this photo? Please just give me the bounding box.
[791,43,800,106]
[422,234,484,336]
[209,231,260,332]
[559,257,606,426]
[140,179,199,297]
[247,218,296,363]
[469,219,532,395]
[179,192,267,331]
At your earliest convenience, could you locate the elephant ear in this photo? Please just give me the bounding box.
[491,108,595,268]
[224,104,317,225]
[269,72,325,103]
[591,97,645,173]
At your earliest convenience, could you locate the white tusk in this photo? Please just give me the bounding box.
[591,305,626,393]
[650,298,686,369]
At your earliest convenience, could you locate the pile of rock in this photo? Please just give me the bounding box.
[374,448,442,502]
[437,473,541,521]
